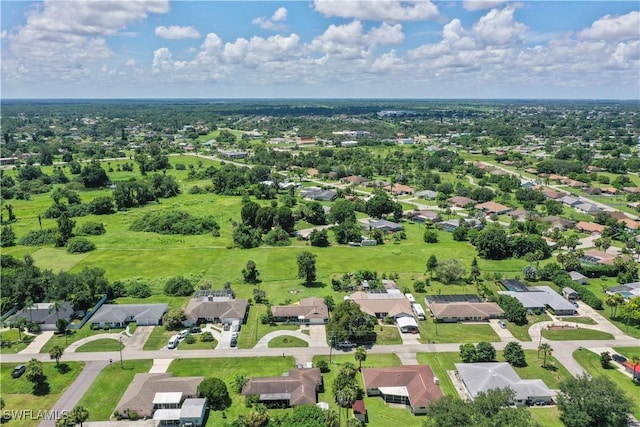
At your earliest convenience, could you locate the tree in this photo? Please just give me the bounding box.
[164,276,194,296]
[163,309,186,331]
[326,301,376,344]
[328,199,356,224]
[55,414,74,427]
[332,221,362,244]
[469,257,481,284]
[55,212,75,247]
[242,260,260,284]
[473,223,510,260]
[365,191,395,219]
[354,346,367,370]
[346,418,363,427]
[459,343,477,363]
[600,351,612,369]
[557,374,632,427]
[497,295,527,325]
[12,316,27,341]
[25,358,44,386]
[79,160,109,188]
[538,343,553,368]
[423,229,438,243]
[243,403,270,427]
[197,377,231,410]
[475,342,496,362]
[49,345,64,367]
[297,251,317,285]
[231,373,249,394]
[503,342,526,367]
[275,206,295,233]
[1,225,16,247]
[69,406,89,427]
[4,204,16,222]
[309,229,330,247]
[435,258,466,284]
[426,255,438,279]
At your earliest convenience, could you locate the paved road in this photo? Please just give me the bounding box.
[39,360,109,427]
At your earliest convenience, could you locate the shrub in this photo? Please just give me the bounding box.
[76,222,106,236]
[18,229,57,246]
[184,334,196,344]
[175,163,186,170]
[316,359,330,373]
[264,226,291,246]
[128,282,152,298]
[66,237,96,253]
[130,210,220,235]
[414,280,426,293]
[164,276,195,296]
[200,332,214,342]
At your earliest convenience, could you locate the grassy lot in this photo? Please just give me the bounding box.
[417,319,500,344]
[573,348,640,420]
[143,326,175,350]
[416,352,461,397]
[312,354,421,427]
[178,336,219,350]
[614,347,640,359]
[40,324,125,353]
[506,312,552,341]
[75,338,124,353]
[267,336,308,348]
[528,406,564,427]
[541,327,614,341]
[375,324,402,345]
[76,359,153,421]
[555,316,597,325]
[514,351,573,389]
[1,362,83,427]
[237,304,299,349]
[168,357,295,425]
[0,329,35,354]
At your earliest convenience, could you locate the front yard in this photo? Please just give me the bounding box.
[417,319,500,344]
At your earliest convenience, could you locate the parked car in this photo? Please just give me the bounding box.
[167,335,179,349]
[336,341,357,349]
[498,320,507,329]
[230,338,238,348]
[189,327,202,334]
[612,354,627,363]
[11,365,26,378]
[178,329,189,339]
[223,324,231,331]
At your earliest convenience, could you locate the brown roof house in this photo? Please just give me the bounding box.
[575,221,605,235]
[349,292,414,319]
[428,302,504,323]
[475,201,512,215]
[115,373,203,420]
[185,290,248,325]
[241,368,322,408]
[340,175,370,185]
[271,297,329,324]
[383,183,415,196]
[448,196,477,208]
[362,366,443,414]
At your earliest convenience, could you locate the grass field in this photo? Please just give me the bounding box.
[1,362,84,427]
[416,352,461,397]
[573,348,640,420]
[75,338,124,353]
[555,316,597,325]
[0,329,35,354]
[614,347,640,359]
[506,312,552,341]
[417,320,500,344]
[267,336,308,348]
[541,327,614,341]
[143,326,175,350]
[76,359,153,421]
[40,324,125,353]
[528,406,564,427]
[178,336,219,350]
[237,304,299,349]
[515,351,573,389]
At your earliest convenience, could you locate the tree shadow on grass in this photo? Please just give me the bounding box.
[302,281,326,288]
[56,363,71,374]
[33,379,50,396]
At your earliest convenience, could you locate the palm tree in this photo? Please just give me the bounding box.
[49,345,64,367]
[48,300,64,322]
[355,346,367,371]
[539,343,553,369]
[24,298,36,323]
[13,316,27,341]
[605,294,619,317]
[612,294,625,318]
[231,373,249,394]
[70,406,89,427]
[4,204,15,222]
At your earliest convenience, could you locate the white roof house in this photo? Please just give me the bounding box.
[498,286,576,316]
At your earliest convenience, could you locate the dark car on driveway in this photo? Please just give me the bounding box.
[230,337,238,348]
[612,354,627,363]
[190,327,202,334]
[11,365,26,378]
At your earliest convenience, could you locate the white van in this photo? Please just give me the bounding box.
[178,329,189,339]
[167,335,180,349]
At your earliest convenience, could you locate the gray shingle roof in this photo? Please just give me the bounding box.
[90,304,168,324]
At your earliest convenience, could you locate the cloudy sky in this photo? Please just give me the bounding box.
[1,1,639,99]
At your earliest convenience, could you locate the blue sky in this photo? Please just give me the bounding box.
[1,1,639,99]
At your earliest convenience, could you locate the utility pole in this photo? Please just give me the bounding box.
[119,336,123,368]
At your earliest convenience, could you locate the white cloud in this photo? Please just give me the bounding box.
[578,11,640,41]
[463,0,508,12]
[472,7,526,46]
[313,0,438,21]
[253,7,288,30]
[155,25,200,39]
[125,59,137,67]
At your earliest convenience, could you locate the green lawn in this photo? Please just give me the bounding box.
[267,336,308,348]
[40,324,125,353]
[588,277,640,339]
[417,319,500,344]
[312,354,421,427]
[573,348,640,420]
[416,352,461,397]
[237,304,299,349]
[178,336,218,350]
[375,324,402,345]
[75,338,124,353]
[167,357,296,425]
[555,316,597,325]
[0,329,35,354]
[76,359,153,421]
[506,312,552,342]
[528,406,564,427]
[541,327,614,341]
[513,351,573,389]
[613,347,640,359]
[143,326,175,350]
[1,362,84,427]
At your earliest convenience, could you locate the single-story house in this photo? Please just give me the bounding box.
[437,218,483,232]
[540,189,567,200]
[448,196,477,208]
[575,203,602,215]
[383,183,414,196]
[271,297,329,324]
[340,176,370,185]
[562,287,579,301]
[415,190,437,200]
[406,210,441,223]
[90,304,168,328]
[622,361,640,379]
[9,301,74,331]
[360,218,404,233]
[428,302,504,323]
[295,225,333,240]
[184,290,248,325]
[568,271,588,285]
[456,362,553,406]
[218,150,249,159]
[362,365,443,414]
[498,286,576,316]
[605,282,640,301]
[622,187,640,194]
[506,209,538,222]
[559,196,581,207]
[580,250,617,265]
[115,373,204,420]
[349,292,414,319]
[396,316,419,333]
[575,221,605,235]
[621,218,640,231]
[540,216,574,231]
[178,399,207,427]
[241,368,322,407]
[475,201,512,215]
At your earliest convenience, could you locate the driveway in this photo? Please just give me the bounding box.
[124,326,154,351]
[254,330,311,349]
[66,333,126,353]
[573,302,631,339]
[488,319,516,342]
[19,331,54,354]
[307,325,329,348]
